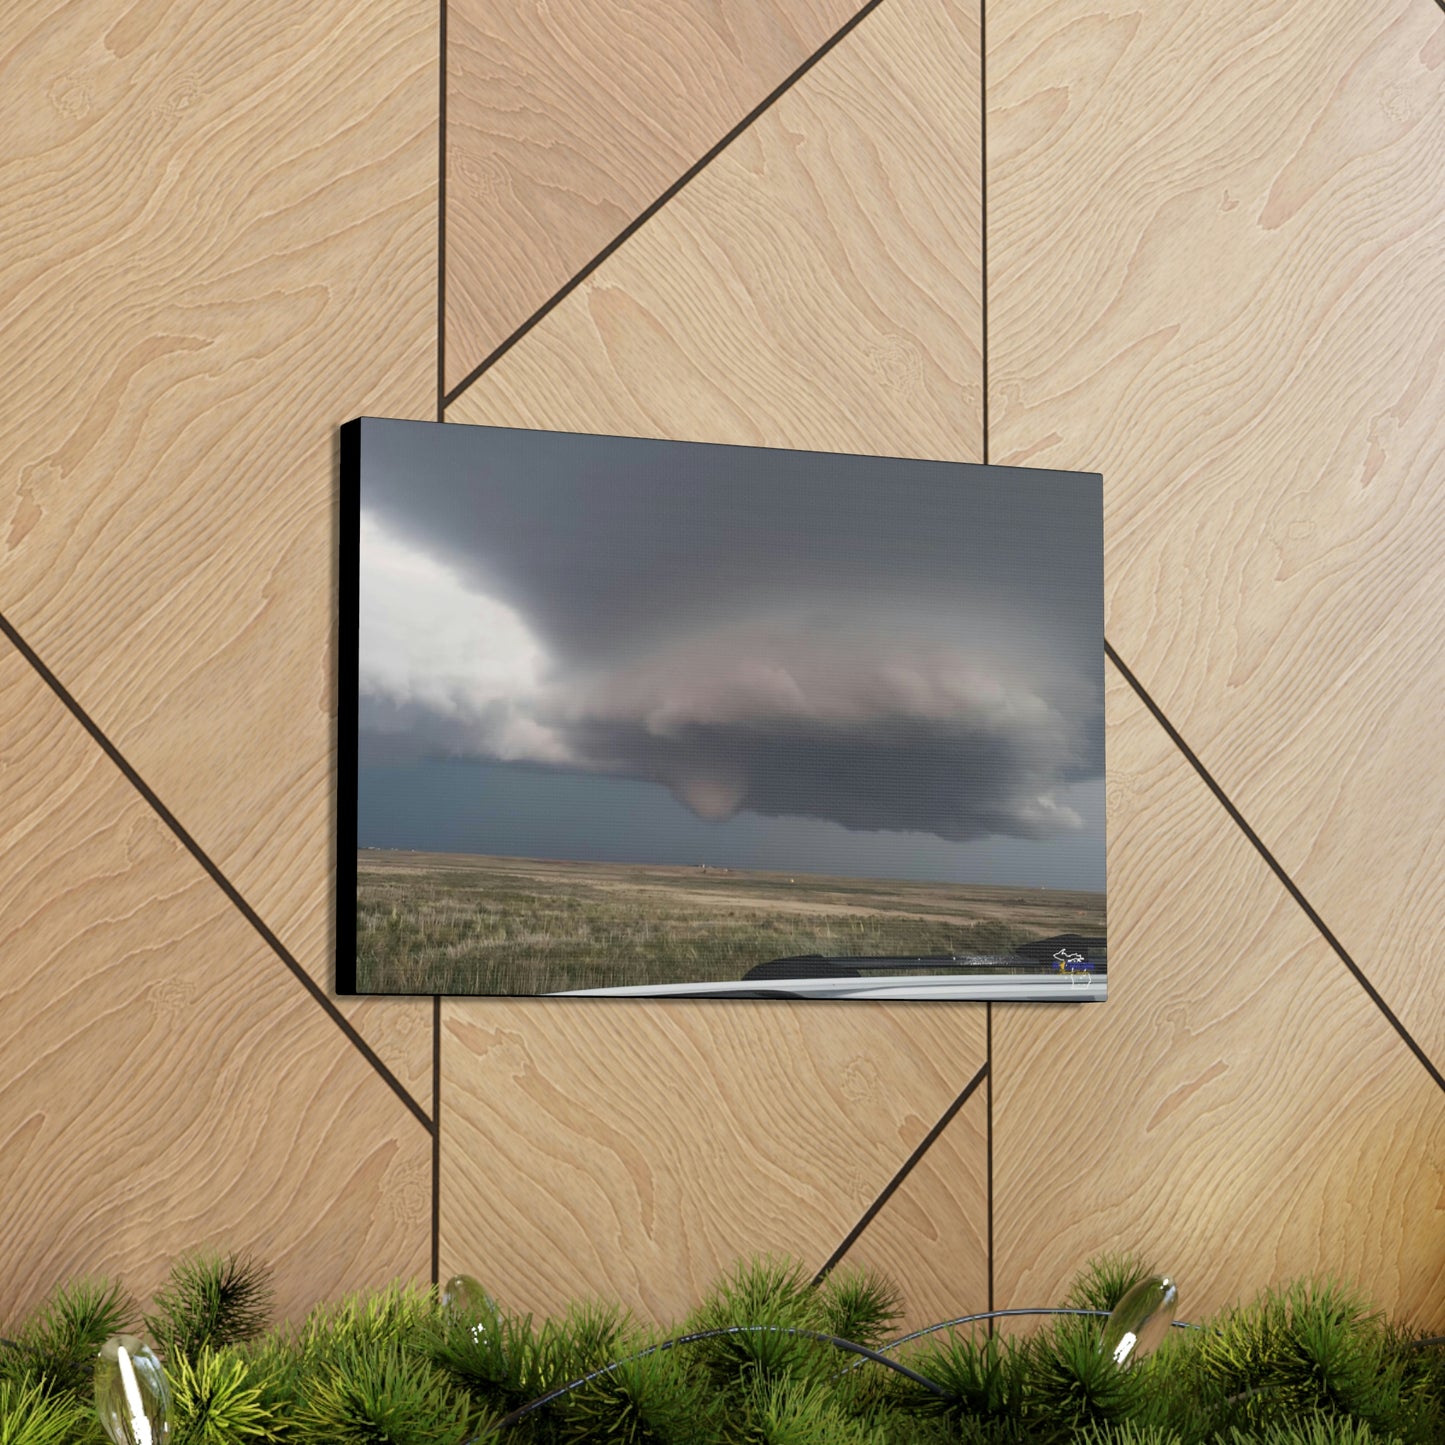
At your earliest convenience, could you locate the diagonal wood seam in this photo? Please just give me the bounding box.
[1103,643,1445,1092]
[441,0,890,410]
[0,608,435,1136]
[811,1061,989,1285]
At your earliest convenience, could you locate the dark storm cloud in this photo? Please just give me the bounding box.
[358,691,510,767]
[535,621,1101,839]
[355,419,1105,844]
[356,419,1102,663]
[561,708,1090,842]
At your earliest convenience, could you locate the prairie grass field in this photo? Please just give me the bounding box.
[354,849,1106,994]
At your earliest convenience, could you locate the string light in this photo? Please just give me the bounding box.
[95,1336,170,1445]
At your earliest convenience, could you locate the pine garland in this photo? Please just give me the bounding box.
[1,1251,1439,1444]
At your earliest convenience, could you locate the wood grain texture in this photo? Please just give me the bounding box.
[0,0,438,1089]
[446,0,982,466]
[993,664,1445,1328]
[440,1000,985,1325]
[988,0,1445,1070]
[0,639,430,1328]
[826,1082,989,1331]
[444,0,861,392]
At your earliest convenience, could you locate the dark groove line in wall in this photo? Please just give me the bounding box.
[985,1004,994,1321]
[1105,640,1445,1094]
[811,1061,989,1286]
[431,995,442,1284]
[441,0,888,411]
[0,609,436,1136]
[979,0,989,469]
[981,0,994,1328]
[432,0,448,1288]
[436,0,448,422]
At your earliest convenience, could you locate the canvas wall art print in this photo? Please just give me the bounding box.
[339,419,1106,1000]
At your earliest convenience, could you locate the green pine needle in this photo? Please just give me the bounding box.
[1193,1278,1401,1432]
[6,1278,131,1401]
[535,1299,631,1389]
[290,1338,484,1445]
[689,1259,832,1390]
[0,1378,95,1445]
[1067,1254,1155,1314]
[741,1374,884,1445]
[146,1251,273,1360]
[1390,1327,1445,1444]
[168,1345,273,1444]
[906,1326,1029,1432]
[425,1299,522,1403]
[555,1341,715,1444]
[1024,1315,1149,1438]
[817,1270,903,1352]
[295,1282,440,1362]
[1074,1423,1186,1445]
[702,1259,817,1328]
[1223,1413,1400,1444]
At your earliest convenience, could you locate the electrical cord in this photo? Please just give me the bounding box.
[471,1324,955,1437]
[825,1307,1201,1380]
[875,1305,1201,1355]
[466,1311,1442,1436]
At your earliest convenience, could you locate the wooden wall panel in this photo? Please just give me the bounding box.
[446,0,983,467]
[439,1002,985,1325]
[988,0,1445,1070]
[827,1082,990,1331]
[0,0,438,1089]
[0,639,430,1327]
[444,0,861,391]
[993,666,1445,1327]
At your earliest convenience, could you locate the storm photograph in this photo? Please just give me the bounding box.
[345,418,1106,999]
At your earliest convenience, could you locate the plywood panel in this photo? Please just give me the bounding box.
[0,638,430,1328]
[445,0,862,392]
[0,0,438,1085]
[987,0,1445,1070]
[992,664,1445,1328]
[447,0,983,466]
[825,1081,989,1332]
[440,1001,985,1325]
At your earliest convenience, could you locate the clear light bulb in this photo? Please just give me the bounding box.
[442,1274,504,1355]
[1099,1276,1178,1366]
[95,1335,171,1445]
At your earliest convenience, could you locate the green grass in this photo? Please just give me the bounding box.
[355,852,1104,994]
